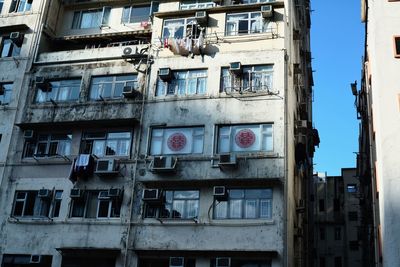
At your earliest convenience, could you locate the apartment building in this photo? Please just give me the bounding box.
[0,0,317,267]
[312,169,363,267]
[354,0,400,266]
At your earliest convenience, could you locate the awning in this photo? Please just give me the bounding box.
[55,248,120,257]
[0,23,29,33]
[55,29,151,42]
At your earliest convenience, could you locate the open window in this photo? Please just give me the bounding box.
[0,83,12,105]
[89,74,138,100]
[12,190,62,218]
[35,78,81,103]
[156,69,207,96]
[72,7,112,29]
[70,190,122,218]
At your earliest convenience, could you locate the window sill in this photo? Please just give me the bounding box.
[142,218,199,225]
[66,218,122,225]
[223,32,277,42]
[151,94,210,102]
[8,216,55,224]
[210,219,274,226]
[21,155,73,164]
[1,11,35,18]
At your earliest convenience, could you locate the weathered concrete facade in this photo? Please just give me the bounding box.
[0,0,316,267]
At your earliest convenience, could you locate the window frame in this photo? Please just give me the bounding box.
[226,11,272,36]
[12,190,61,218]
[80,130,132,158]
[144,189,200,220]
[23,133,72,158]
[213,188,273,220]
[149,126,205,155]
[89,74,138,100]
[121,5,151,24]
[0,83,13,105]
[71,7,111,29]
[9,0,32,13]
[156,69,208,97]
[220,64,273,93]
[0,36,22,58]
[180,0,215,10]
[216,123,273,154]
[162,17,201,39]
[35,78,81,103]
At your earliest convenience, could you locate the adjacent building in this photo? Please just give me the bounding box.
[355,0,400,266]
[0,0,317,267]
[311,169,363,267]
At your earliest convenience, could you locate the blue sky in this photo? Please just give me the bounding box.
[311,1,364,175]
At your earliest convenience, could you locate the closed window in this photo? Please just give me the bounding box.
[156,69,207,96]
[221,65,273,93]
[0,83,12,105]
[80,131,132,157]
[12,190,62,218]
[121,5,150,24]
[162,18,201,39]
[214,189,272,219]
[217,124,273,153]
[72,7,111,29]
[144,190,199,219]
[35,79,81,103]
[89,74,138,100]
[70,190,121,218]
[150,127,204,155]
[0,37,21,58]
[9,0,32,12]
[394,36,400,58]
[23,133,72,158]
[180,0,215,10]
[226,12,272,36]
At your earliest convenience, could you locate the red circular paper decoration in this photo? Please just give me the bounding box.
[235,129,256,148]
[167,132,187,151]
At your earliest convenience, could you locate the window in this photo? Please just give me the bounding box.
[139,258,196,267]
[70,190,121,218]
[348,211,358,221]
[226,12,272,36]
[217,124,273,153]
[0,37,21,58]
[156,69,207,96]
[89,74,138,100]
[72,7,111,29]
[394,36,400,58]
[210,259,271,267]
[80,131,132,157]
[221,65,273,93]
[23,133,72,158]
[121,5,150,24]
[318,199,325,212]
[150,127,204,155]
[12,190,61,218]
[35,79,81,103]
[0,83,12,105]
[180,0,215,10]
[2,255,52,267]
[0,0,4,13]
[214,189,272,219]
[347,184,358,193]
[162,18,201,39]
[144,190,199,219]
[334,227,341,240]
[319,227,325,240]
[9,0,32,12]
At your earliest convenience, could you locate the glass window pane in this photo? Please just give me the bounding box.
[130,5,150,23]
[121,7,130,23]
[92,140,105,156]
[172,200,185,218]
[245,200,257,218]
[174,190,199,199]
[229,199,242,218]
[186,200,198,218]
[215,201,227,219]
[260,199,271,218]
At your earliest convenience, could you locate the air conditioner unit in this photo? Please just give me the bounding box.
[10,32,24,46]
[30,255,42,264]
[169,257,184,267]
[70,188,83,198]
[142,189,162,202]
[122,85,139,98]
[35,76,51,92]
[159,68,173,82]
[95,159,118,175]
[297,120,308,129]
[150,156,177,173]
[24,130,35,139]
[98,191,109,200]
[195,11,208,27]
[261,5,273,18]
[216,257,231,267]
[38,189,51,198]
[0,84,4,95]
[108,188,122,198]
[218,154,238,168]
[213,186,228,201]
[229,62,242,74]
